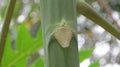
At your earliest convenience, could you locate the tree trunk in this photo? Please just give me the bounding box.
[40,0,79,67]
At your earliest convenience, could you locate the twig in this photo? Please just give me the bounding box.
[0,0,16,64]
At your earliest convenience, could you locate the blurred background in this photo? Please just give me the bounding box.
[0,0,120,67]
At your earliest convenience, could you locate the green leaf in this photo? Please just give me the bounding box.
[32,57,44,67]
[79,49,93,62]
[1,34,16,67]
[89,60,100,67]
[34,27,43,47]
[16,23,34,54]
[14,57,28,67]
[2,23,43,67]
[31,28,43,54]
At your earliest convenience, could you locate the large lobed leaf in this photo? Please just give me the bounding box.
[2,23,43,67]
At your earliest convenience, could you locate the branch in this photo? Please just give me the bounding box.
[0,0,16,64]
[77,0,120,40]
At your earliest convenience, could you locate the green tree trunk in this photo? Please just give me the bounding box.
[40,0,79,67]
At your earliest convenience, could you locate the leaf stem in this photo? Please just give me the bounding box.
[77,0,120,40]
[0,0,16,64]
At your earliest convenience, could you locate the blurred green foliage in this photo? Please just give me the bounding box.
[89,60,99,67]
[79,49,93,63]
[80,49,100,67]
[2,23,43,67]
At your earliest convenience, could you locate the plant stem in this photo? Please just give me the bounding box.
[0,0,16,64]
[40,0,79,67]
[77,0,120,40]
